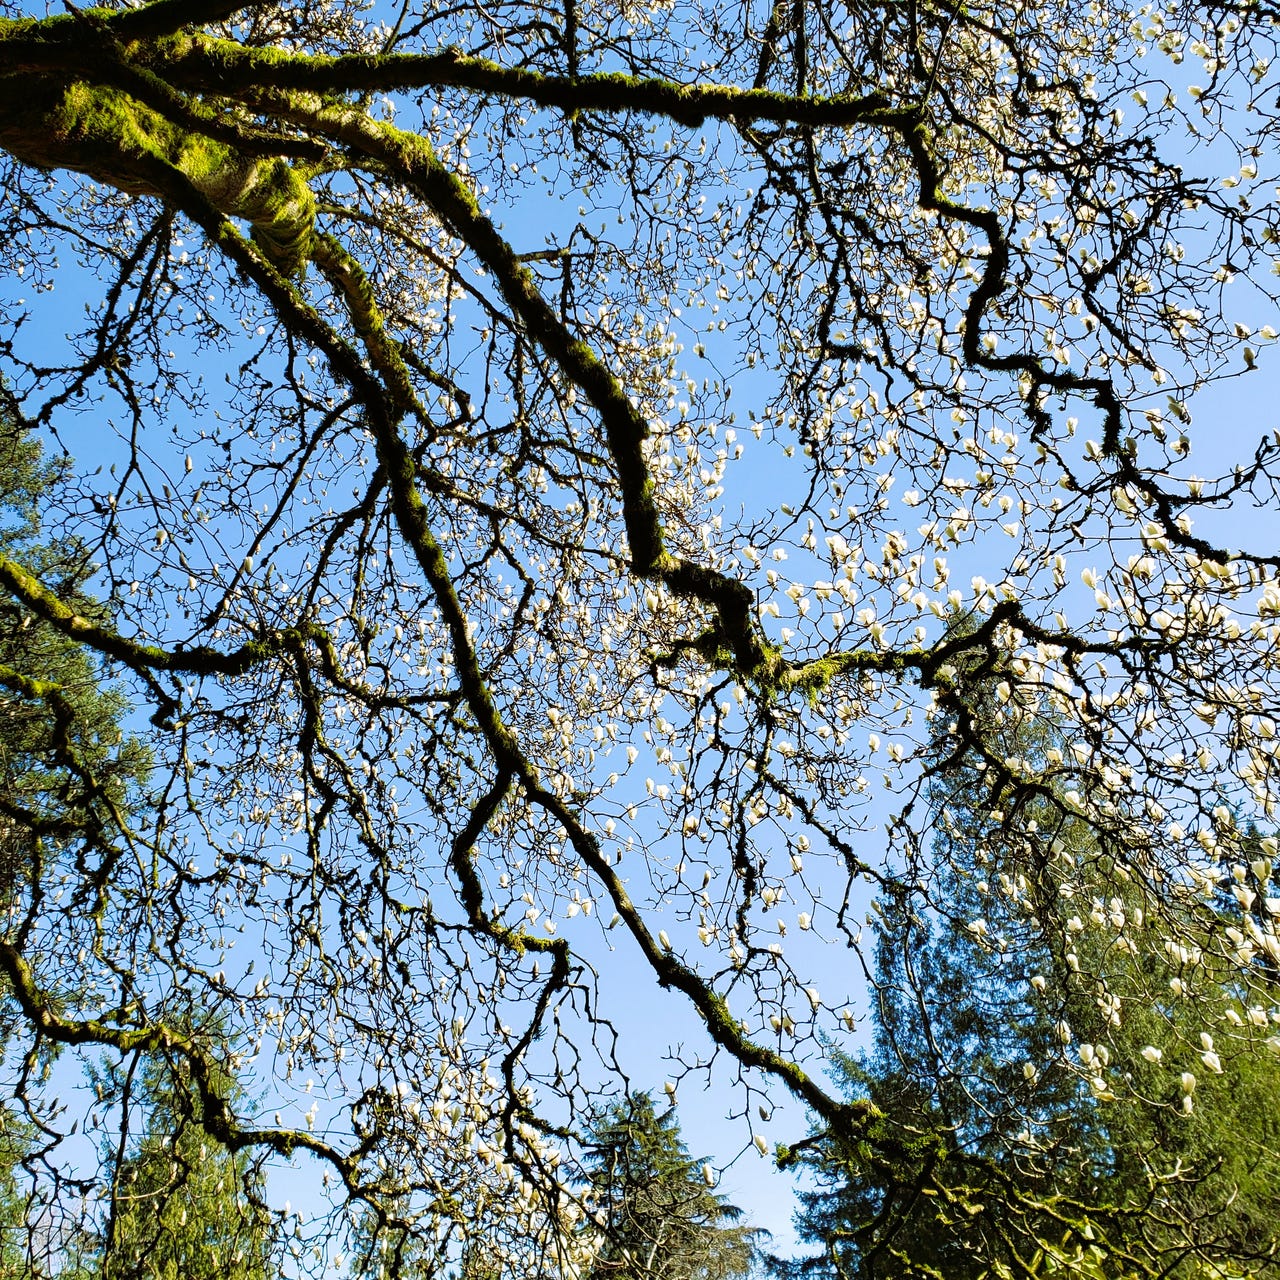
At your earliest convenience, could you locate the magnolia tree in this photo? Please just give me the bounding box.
[2,0,1280,1272]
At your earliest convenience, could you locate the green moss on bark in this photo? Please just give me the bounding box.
[0,76,315,275]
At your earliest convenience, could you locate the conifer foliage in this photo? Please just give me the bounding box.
[0,420,149,899]
[100,1049,275,1280]
[776,657,1280,1277]
[0,417,152,1277]
[584,1094,758,1280]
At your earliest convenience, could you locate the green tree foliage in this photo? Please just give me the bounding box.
[0,1138,29,1279]
[0,419,149,899]
[776,660,1280,1278]
[583,1094,758,1280]
[100,1047,274,1280]
[0,418,151,1278]
[0,426,268,1280]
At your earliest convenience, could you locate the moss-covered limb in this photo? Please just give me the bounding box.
[158,37,907,130]
[0,940,182,1054]
[0,938,356,1174]
[356,411,529,776]
[778,647,924,700]
[524,772,878,1140]
[0,2,255,56]
[286,104,786,686]
[309,234,421,420]
[781,595,1153,706]
[0,657,74,709]
[0,66,317,275]
[0,16,908,133]
[317,199,510,332]
[0,6,252,98]
[448,771,542,955]
[660,556,784,682]
[0,554,323,678]
[446,768,580,1151]
[110,53,329,167]
[0,13,325,163]
[107,0,264,42]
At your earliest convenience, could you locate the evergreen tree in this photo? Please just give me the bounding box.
[0,422,266,1280]
[100,1048,275,1280]
[0,417,151,1277]
[776,647,1280,1279]
[0,1129,28,1278]
[0,421,149,899]
[583,1093,758,1280]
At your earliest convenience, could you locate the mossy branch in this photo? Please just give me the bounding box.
[158,38,905,130]
[0,67,316,275]
[0,554,325,679]
[0,939,355,1176]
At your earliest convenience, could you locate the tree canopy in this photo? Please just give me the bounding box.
[3,0,1280,1271]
